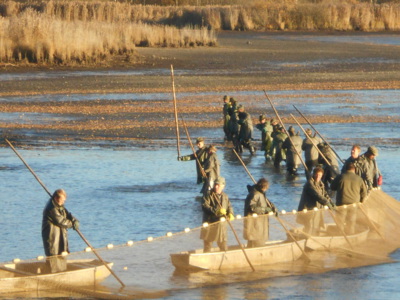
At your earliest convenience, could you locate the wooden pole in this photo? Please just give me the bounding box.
[232,148,257,184]
[232,137,311,261]
[263,91,310,178]
[210,193,256,272]
[171,65,181,158]
[180,120,255,271]
[293,105,344,164]
[180,117,206,178]
[5,139,125,288]
[290,114,332,170]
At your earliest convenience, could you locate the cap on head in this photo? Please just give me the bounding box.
[196,137,204,144]
[237,104,244,110]
[305,128,312,135]
[270,118,278,125]
[214,176,226,186]
[367,146,378,156]
[259,114,267,121]
[288,126,295,134]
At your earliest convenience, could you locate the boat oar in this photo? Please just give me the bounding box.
[180,120,256,271]
[232,146,311,262]
[5,139,125,288]
[171,65,181,158]
[263,91,311,179]
[293,105,344,164]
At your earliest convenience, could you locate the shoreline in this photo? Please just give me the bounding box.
[1,31,399,145]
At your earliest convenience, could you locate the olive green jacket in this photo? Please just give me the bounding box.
[331,171,368,205]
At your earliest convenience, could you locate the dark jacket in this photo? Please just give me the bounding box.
[298,178,332,211]
[203,152,220,182]
[331,171,368,205]
[202,191,233,224]
[360,153,381,190]
[181,146,209,184]
[244,185,272,216]
[238,111,253,141]
[282,134,303,166]
[42,198,75,256]
[302,136,322,162]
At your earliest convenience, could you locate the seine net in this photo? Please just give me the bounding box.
[1,190,399,299]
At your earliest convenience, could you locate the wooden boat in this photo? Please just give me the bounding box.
[0,259,113,293]
[288,224,370,250]
[170,239,306,271]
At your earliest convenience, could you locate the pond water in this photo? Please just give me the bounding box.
[1,33,400,299]
[1,118,400,299]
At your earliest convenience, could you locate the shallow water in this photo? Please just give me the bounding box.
[2,33,400,299]
[1,120,400,298]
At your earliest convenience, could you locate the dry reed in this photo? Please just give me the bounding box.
[2,1,400,31]
[0,2,216,64]
[1,0,400,65]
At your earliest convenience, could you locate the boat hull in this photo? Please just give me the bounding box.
[288,224,370,250]
[0,259,113,293]
[171,240,306,271]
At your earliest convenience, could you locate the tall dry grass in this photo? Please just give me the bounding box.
[1,0,400,64]
[0,2,216,64]
[2,1,398,31]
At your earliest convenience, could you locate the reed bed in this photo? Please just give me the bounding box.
[0,4,216,64]
[2,1,400,31]
[1,0,400,64]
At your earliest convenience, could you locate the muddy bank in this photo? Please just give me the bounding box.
[1,31,399,145]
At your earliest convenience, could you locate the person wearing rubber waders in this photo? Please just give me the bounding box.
[200,177,234,253]
[178,137,209,191]
[42,189,79,273]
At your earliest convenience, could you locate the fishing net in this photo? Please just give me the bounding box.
[1,189,399,299]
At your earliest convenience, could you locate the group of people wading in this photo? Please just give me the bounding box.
[178,95,382,253]
[41,95,383,263]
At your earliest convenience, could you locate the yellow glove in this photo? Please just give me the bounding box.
[218,208,227,216]
[228,213,235,221]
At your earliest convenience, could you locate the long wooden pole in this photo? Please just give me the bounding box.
[232,148,257,184]
[5,139,125,288]
[290,114,332,171]
[292,115,383,244]
[180,119,255,271]
[232,138,311,261]
[293,105,344,164]
[284,115,353,248]
[264,91,310,178]
[210,193,256,272]
[171,65,181,158]
[180,117,206,178]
